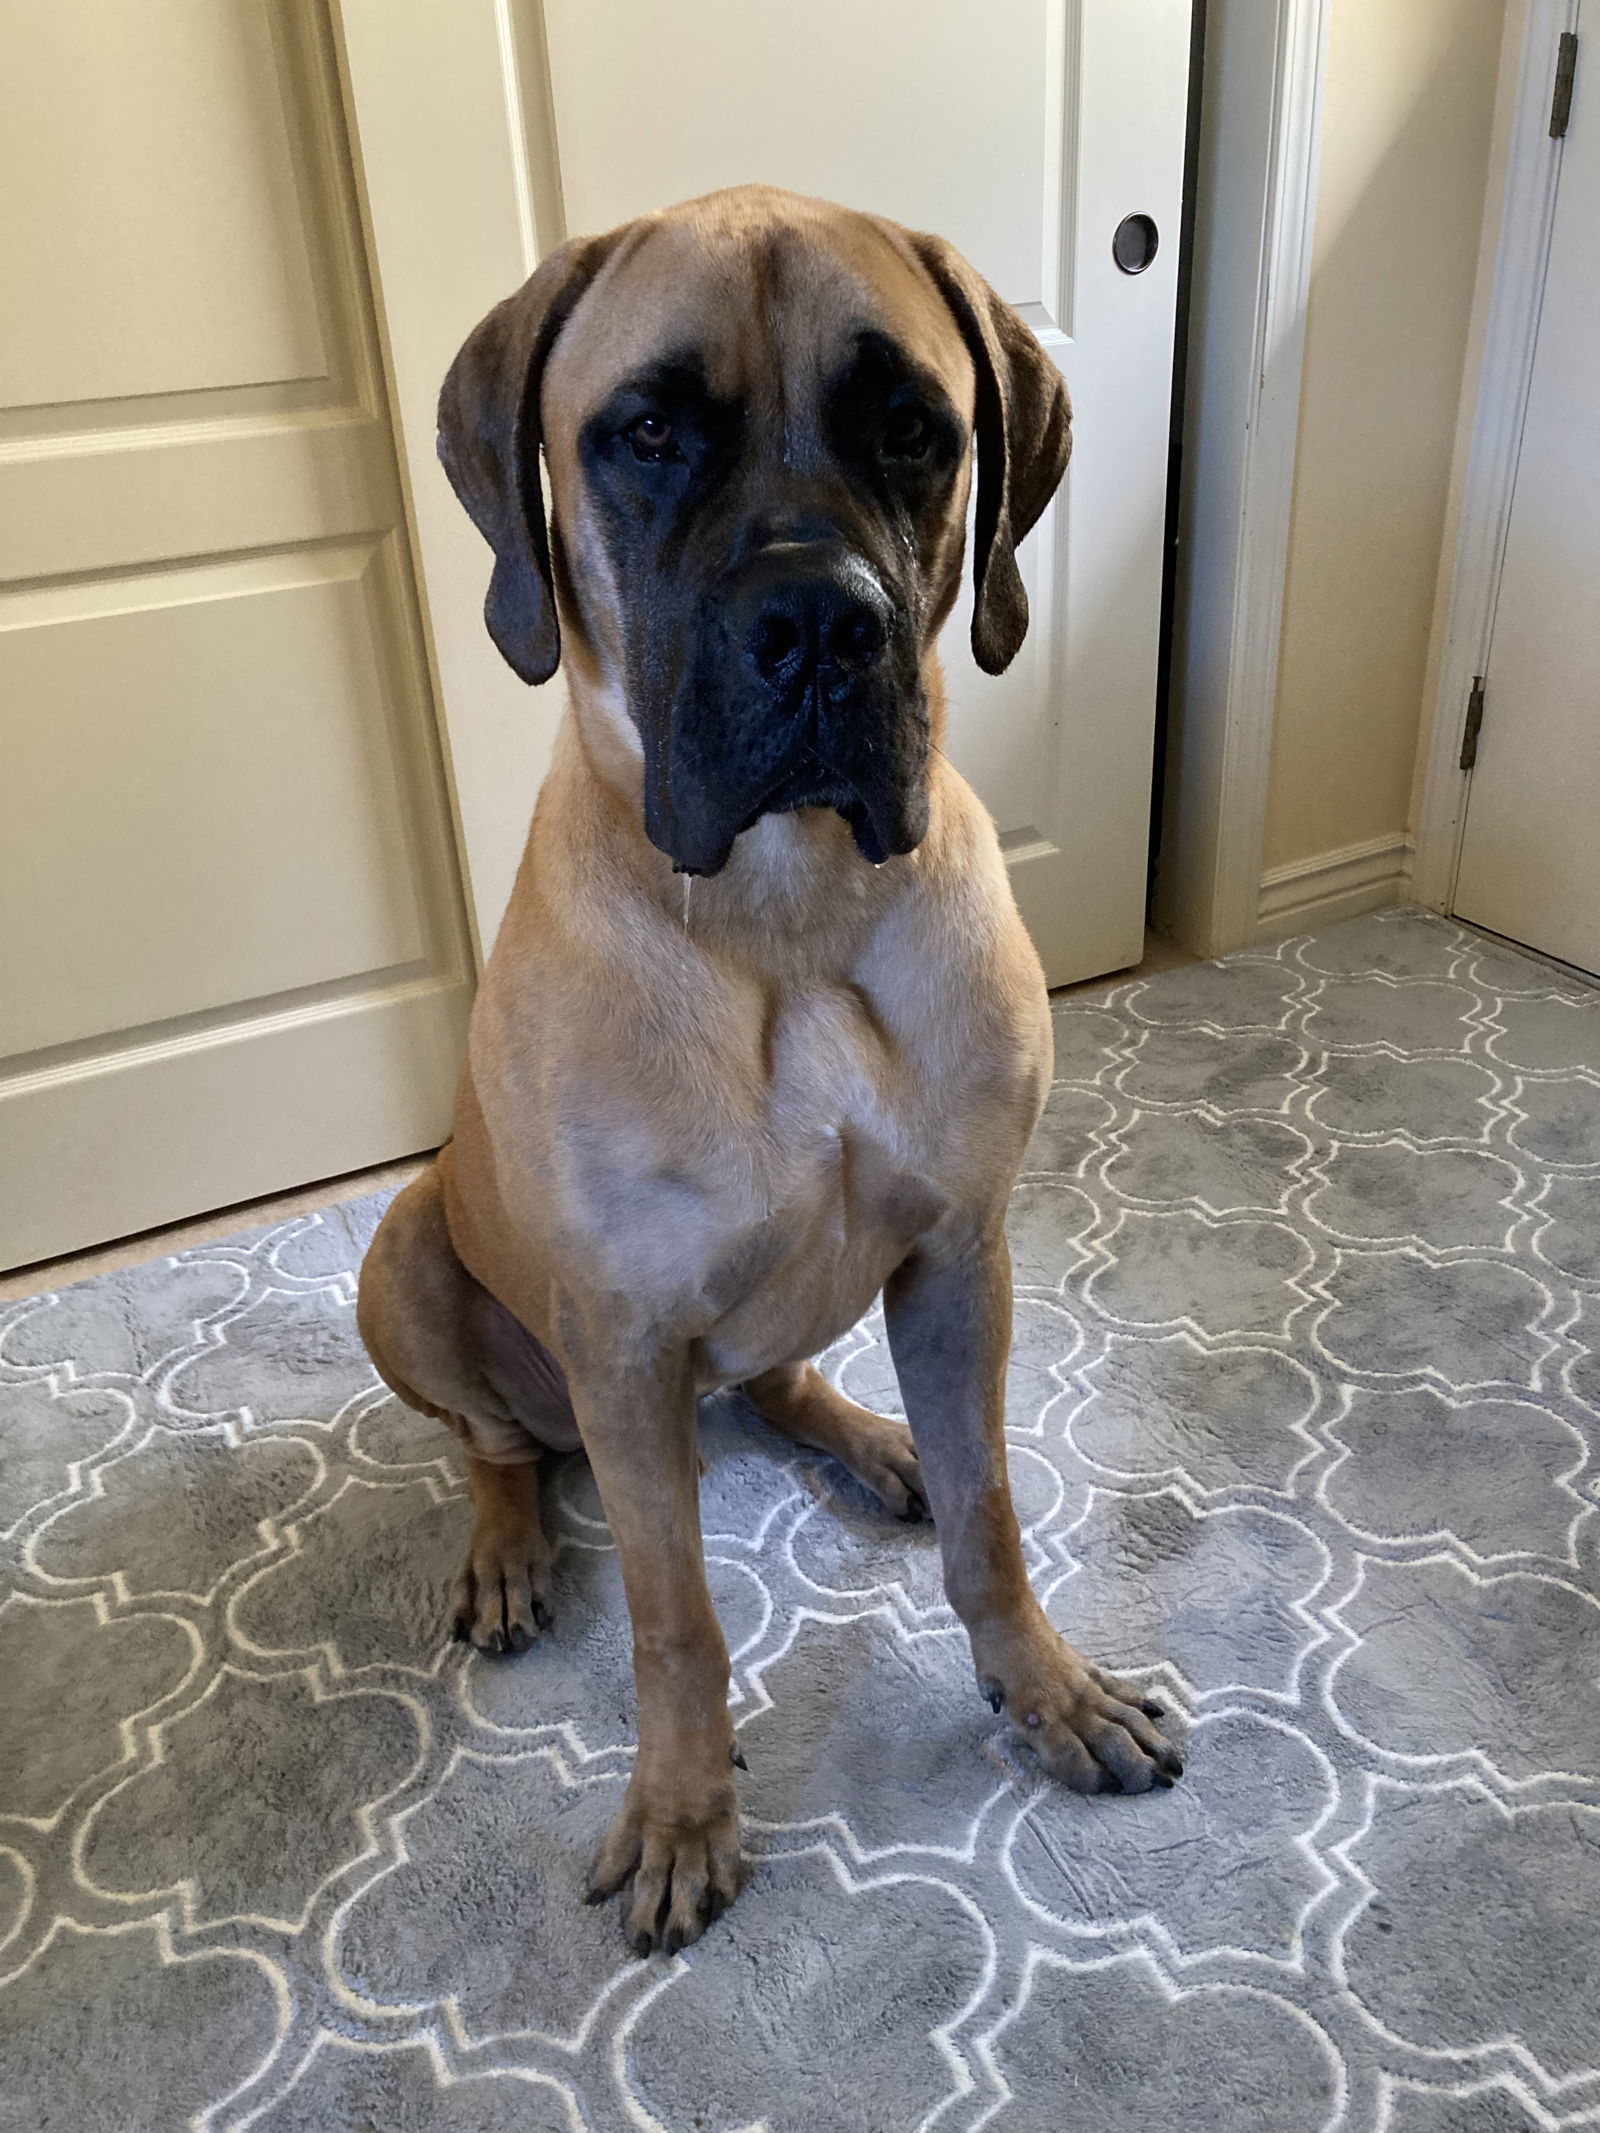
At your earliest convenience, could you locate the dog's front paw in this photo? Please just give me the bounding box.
[978,1631,1183,1795]
[585,1766,745,1955]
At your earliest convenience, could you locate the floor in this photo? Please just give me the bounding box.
[4,905,1597,2131]
[0,929,1200,1304]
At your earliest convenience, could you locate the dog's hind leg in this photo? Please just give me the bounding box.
[740,1361,928,1522]
[357,1164,568,1652]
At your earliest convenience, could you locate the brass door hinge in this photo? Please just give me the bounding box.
[1460,675,1486,772]
[1552,31,1578,138]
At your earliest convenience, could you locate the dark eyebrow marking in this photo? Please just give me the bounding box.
[834,328,962,416]
[594,349,715,414]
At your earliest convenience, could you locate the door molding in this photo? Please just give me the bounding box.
[1156,0,1329,957]
[1411,0,1579,913]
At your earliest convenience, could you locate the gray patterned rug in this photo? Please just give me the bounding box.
[2,907,1599,2132]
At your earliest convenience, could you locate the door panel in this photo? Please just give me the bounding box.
[4,1,327,409]
[524,0,1190,984]
[1452,17,1600,978]
[0,0,471,1268]
[3,545,431,1054]
[541,0,1054,302]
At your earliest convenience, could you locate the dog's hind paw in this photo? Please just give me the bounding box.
[451,1540,554,1655]
[841,1414,929,1522]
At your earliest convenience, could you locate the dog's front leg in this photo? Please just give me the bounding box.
[568,1347,743,1953]
[885,1223,1184,1794]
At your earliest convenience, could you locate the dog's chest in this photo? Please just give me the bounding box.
[688,984,952,1377]
[545,973,979,1382]
[763,979,939,1188]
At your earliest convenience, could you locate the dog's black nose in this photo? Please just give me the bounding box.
[749,586,885,681]
[741,548,891,694]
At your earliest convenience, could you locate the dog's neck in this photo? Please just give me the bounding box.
[678,808,903,935]
[538,684,935,983]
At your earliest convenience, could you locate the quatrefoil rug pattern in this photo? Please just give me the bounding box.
[3,907,1599,2131]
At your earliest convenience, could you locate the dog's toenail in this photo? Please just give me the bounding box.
[731,1745,748,1770]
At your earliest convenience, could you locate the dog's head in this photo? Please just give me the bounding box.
[438,186,1071,876]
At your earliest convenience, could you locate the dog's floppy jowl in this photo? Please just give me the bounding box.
[436,199,1072,876]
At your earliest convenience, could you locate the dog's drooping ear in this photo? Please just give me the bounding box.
[437,232,625,685]
[907,233,1073,676]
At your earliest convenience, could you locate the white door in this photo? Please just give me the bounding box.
[0,1,473,1271]
[1452,17,1600,978]
[341,0,1191,988]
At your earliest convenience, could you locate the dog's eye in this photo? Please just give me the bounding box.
[626,413,677,462]
[883,405,929,459]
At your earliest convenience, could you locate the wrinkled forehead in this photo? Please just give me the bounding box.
[542,206,975,432]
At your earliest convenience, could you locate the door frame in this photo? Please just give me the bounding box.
[1411,0,1580,913]
[333,0,1313,967]
[1155,0,1330,957]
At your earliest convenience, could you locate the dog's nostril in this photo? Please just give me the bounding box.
[751,613,803,673]
[826,608,884,673]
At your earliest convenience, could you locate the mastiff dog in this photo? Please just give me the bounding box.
[358,183,1181,1957]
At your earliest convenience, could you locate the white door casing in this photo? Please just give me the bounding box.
[0,0,473,1269]
[1449,7,1600,977]
[1156,0,1330,958]
[342,0,1192,986]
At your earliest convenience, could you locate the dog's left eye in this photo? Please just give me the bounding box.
[626,413,678,462]
[882,405,930,459]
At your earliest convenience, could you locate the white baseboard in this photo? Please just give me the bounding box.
[1255,832,1414,939]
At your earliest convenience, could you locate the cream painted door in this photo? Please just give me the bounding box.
[1452,17,1600,980]
[339,0,1191,988]
[0,1,473,1270]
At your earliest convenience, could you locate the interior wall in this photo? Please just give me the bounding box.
[1261,0,1504,880]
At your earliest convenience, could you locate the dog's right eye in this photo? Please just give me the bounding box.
[882,405,930,459]
[626,413,678,463]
